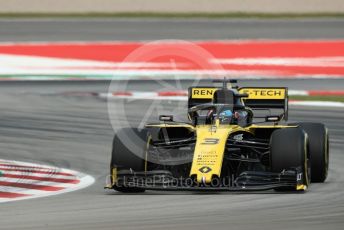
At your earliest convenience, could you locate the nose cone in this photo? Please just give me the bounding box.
[190,126,232,183]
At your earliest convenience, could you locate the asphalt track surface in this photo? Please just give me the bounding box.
[0,18,344,41]
[0,80,343,230]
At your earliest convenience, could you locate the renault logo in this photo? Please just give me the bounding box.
[199,166,212,173]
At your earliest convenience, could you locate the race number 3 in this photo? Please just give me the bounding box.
[201,138,219,145]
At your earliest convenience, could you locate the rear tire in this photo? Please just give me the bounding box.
[270,128,310,191]
[297,123,329,183]
[110,128,148,193]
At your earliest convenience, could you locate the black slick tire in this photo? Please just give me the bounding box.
[110,128,147,193]
[270,128,310,191]
[296,123,329,183]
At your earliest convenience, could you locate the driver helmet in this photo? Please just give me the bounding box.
[219,110,233,122]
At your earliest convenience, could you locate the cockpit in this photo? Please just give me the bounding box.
[189,105,252,127]
[188,89,253,127]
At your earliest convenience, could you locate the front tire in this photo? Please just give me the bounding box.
[270,128,310,191]
[110,128,148,193]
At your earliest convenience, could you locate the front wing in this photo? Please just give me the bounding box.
[106,167,307,191]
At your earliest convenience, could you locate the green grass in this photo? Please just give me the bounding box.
[290,95,344,102]
[1,12,344,19]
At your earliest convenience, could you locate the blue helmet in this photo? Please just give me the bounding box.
[219,110,233,118]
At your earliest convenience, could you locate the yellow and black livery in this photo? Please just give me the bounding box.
[106,79,329,192]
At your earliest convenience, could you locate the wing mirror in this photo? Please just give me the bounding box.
[265,115,282,122]
[159,115,173,122]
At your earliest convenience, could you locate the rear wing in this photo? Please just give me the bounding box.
[188,87,218,108]
[238,87,288,120]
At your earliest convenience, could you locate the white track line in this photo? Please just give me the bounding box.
[2,171,77,179]
[98,92,344,108]
[289,101,344,107]
[211,57,344,68]
[0,177,79,187]
[0,53,343,79]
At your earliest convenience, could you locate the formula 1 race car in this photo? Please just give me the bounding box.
[105,79,329,192]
